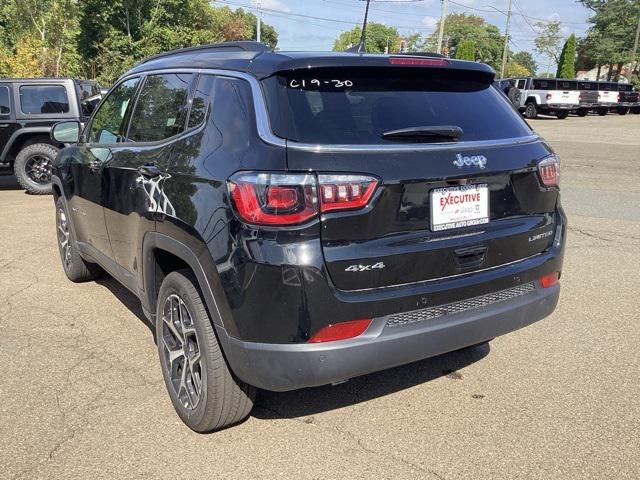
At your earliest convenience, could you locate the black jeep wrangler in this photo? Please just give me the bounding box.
[0,78,101,194]
[51,42,565,432]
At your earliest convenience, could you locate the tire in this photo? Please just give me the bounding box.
[630,107,640,114]
[577,108,588,117]
[55,197,103,282]
[507,87,521,109]
[524,102,538,119]
[556,111,569,119]
[14,143,58,195]
[156,270,255,432]
[617,107,629,116]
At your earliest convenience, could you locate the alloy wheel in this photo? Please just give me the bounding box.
[25,155,52,184]
[56,208,72,271]
[161,294,203,410]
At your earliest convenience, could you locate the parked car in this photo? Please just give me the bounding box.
[616,83,639,115]
[575,80,599,116]
[492,78,521,108]
[595,82,621,116]
[510,77,580,119]
[0,78,101,194]
[51,42,566,432]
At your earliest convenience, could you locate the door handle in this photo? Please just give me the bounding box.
[87,160,102,173]
[138,163,162,178]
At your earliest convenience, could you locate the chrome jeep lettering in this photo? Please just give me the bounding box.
[453,153,488,169]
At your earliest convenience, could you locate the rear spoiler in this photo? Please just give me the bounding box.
[248,52,496,82]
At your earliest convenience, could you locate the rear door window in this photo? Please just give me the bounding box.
[19,85,69,114]
[262,69,531,144]
[127,73,192,143]
[0,86,10,115]
[516,79,527,89]
[187,75,215,129]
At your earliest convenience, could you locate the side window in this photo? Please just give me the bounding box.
[128,73,192,142]
[517,79,526,89]
[19,85,69,114]
[187,74,215,129]
[88,77,140,144]
[210,77,253,141]
[0,86,10,115]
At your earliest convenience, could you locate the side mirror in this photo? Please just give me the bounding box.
[51,121,80,144]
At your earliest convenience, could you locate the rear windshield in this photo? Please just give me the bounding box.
[262,68,531,144]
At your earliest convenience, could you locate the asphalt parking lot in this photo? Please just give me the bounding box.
[1,114,639,479]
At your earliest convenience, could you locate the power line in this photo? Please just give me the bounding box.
[216,0,437,30]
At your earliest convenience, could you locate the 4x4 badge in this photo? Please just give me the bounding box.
[454,153,487,169]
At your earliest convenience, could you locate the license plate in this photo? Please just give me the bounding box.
[430,184,489,231]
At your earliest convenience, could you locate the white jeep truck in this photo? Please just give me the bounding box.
[511,77,580,120]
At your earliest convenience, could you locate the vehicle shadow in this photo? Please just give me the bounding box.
[94,273,490,418]
[95,275,155,335]
[253,342,490,419]
[0,174,20,190]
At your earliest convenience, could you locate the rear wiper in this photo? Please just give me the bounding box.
[382,125,463,142]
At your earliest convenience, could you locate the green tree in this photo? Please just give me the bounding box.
[556,34,577,79]
[505,61,530,77]
[512,51,537,76]
[534,20,563,70]
[76,1,279,84]
[576,0,640,80]
[424,14,505,70]
[333,23,401,53]
[455,39,476,60]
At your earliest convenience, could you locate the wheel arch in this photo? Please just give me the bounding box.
[141,233,233,334]
[525,96,539,105]
[0,127,60,163]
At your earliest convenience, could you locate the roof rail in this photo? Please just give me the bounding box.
[137,41,271,65]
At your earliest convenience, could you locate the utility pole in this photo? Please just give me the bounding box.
[500,0,512,78]
[436,0,447,55]
[256,0,262,43]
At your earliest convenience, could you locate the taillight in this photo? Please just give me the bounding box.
[228,172,317,226]
[537,155,560,188]
[228,173,379,225]
[318,175,378,213]
[546,93,552,100]
[540,272,559,288]
[308,319,372,343]
[389,57,449,67]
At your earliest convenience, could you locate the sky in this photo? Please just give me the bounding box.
[215,0,594,73]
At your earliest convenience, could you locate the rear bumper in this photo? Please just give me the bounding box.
[216,283,560,391]
[543,104,579,111]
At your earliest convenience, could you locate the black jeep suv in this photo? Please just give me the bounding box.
[51,42,566,432]
[0,78,101,194]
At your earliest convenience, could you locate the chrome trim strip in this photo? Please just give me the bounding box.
[118,67,541,153]
[340,252,544,293]
[118,67,286,148]
[285,135,541,153]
